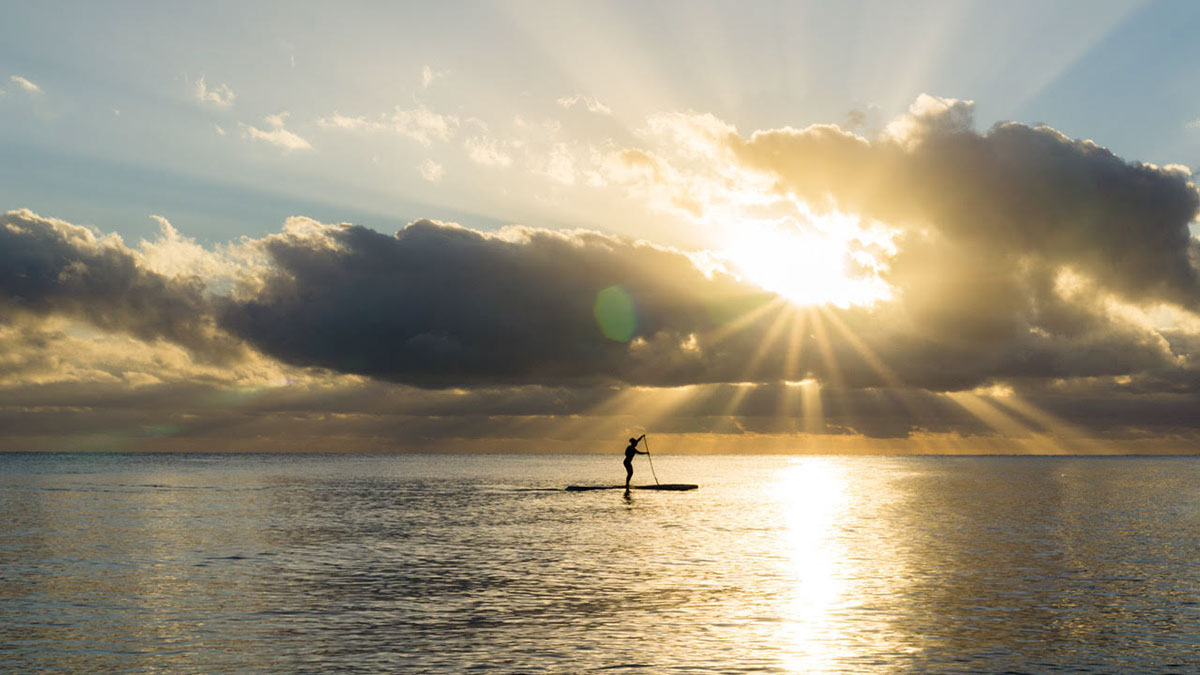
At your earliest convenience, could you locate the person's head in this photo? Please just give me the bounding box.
[629,438,638,445]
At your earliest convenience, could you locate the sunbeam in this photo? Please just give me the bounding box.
[945,392,1044,453]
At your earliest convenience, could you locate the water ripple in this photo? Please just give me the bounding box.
[0,454,1196,672]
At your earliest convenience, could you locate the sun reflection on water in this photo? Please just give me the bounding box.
[771,458,850,672]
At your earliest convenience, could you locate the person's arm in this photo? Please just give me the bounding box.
[637,434,648,453]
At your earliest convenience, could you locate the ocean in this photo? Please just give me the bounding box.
[0,453,1196,672]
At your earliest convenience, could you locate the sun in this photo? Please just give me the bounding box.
[719,211,894,308]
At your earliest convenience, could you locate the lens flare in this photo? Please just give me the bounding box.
[593,285,637,341]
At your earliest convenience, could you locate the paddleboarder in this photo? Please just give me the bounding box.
[624,434,647,489]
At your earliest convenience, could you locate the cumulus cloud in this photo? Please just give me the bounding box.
[9,75,41,93]
[217,217,770,387]
[732,96,1200,310]
[193,75,234,107]
[6,197,1195,398]
[0,210,241,359]
[243,112,311,151]
[6,93,1200,449]
[136,215,264,288]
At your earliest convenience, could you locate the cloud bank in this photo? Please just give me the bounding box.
[218,217,769,387]
[0,210,238,359]
[4,95,1200,450]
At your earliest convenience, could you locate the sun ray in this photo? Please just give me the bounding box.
[774,381,804,435]
[989,393,1097,453]
[550,383,706,452]
[782,309,809,382]
[719,382,757,419]
[945,392,1046,453]
[808,308,842,389]
[818,306,901,388]
[800,379,825,437]
[815,306,959,444]
[808,308,854,436]
[737,302,797,382]
[706,296,790,346]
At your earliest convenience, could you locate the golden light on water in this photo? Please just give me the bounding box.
[773,458,850,671]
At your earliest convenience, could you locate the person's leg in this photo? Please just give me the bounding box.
[625,462,633,487]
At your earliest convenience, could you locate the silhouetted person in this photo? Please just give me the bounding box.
[624,434,647,489]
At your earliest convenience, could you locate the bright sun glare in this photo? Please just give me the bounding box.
[721,211,894,308]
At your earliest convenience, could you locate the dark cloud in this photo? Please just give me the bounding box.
[0,209,237,359]
[219,218,774,387]
[732,96,1200,308]
[721,96,1200,391]
[4,93,1200,449]
[5,374,1200,452]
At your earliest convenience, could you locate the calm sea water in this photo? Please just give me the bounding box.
[0,453,1196,673]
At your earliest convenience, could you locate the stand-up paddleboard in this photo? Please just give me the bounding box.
[565,484,698,492]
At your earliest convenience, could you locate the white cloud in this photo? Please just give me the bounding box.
[317,113,373,131]
[389,107,458,144]
[421,65,443,88]
[463,136,513,167]
[884,93,974,147]
[557,94,612,116]
[194,75,235,108]
[318,105,458,145]
[1187,118,1200,130]
[9,75,41,93]
[541,143,577,185]
[138,215,260,284]
[243,112,311,151]
[419,160,445,183]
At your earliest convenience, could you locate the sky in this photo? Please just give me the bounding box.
[3,0,1200,453]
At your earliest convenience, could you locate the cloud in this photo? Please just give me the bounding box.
[463,136,513,167]
[243,112,311,151]
[421,65,446,88]
[9,75,41,93]
[0,209,240,359]
[680,94,1200,391]
[4,202,1200,449]
[193,75,235,107]
[203,214,1174,393]
[6,91,1200,449]
[557,94,612,116]
[418,160,445,183]
[729,95,1200,311]
[137,215,264,287]
[318,106,458,145]
[217,217,772,387]
[883,93,974,147]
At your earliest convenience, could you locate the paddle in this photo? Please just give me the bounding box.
[644,434,660,486]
